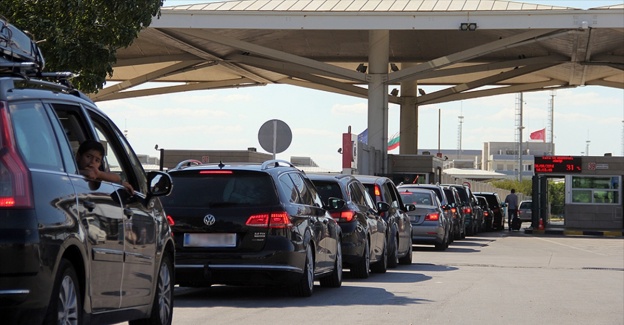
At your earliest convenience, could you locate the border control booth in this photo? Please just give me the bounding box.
[533,155,624,231]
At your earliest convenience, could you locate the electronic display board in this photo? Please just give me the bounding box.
[534,156,582,173]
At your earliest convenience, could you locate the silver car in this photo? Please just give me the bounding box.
[518,200,533,223]
[398,187,452,251]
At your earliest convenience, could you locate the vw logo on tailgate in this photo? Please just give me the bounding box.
[203,214,216,226]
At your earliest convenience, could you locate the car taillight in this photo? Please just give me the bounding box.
[0,102,33,209]
[483,211,489,217]
[246,211,292,229]
[463,207,472,214]
[166,215,175,226]
[425,212,440,221]
[330,210,355,222]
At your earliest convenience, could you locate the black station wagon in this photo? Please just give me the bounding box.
[161,160,343,297]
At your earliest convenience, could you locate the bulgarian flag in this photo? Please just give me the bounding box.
[388,133,400,151]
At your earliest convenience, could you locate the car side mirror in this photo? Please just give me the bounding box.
[376,201,390,212]
[147,171,173,197]
[326,197,345,210]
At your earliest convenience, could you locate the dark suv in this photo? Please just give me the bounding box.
[308,173,388,278]
[473,192,507,230]
[0,19,174,324]
[160,160,343,297]
[354,175,414,267]
[442,184,481,236]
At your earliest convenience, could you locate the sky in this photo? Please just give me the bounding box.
[97,0,624,171]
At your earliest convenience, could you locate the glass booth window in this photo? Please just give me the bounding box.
[570,176,620,204]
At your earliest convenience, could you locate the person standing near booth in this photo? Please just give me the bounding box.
[505,189,518,231]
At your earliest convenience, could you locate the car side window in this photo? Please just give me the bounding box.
[349,182,366,206]
[89,111,146,192]
[288,172,314,206]
[9,101,64,172]
[278,173,299,203]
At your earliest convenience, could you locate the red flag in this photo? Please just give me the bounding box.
[529,128,546,142]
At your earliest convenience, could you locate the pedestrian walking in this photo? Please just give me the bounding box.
[505,189,518,231]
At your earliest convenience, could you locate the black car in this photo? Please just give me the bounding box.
[473,192,507,230]
[309,173,388,278]
[354,175,414,266]
[476,195,495,231]
[442,185,466,240]
[442,184,481,236]
[0,19,175,325]
[160,160,343,297]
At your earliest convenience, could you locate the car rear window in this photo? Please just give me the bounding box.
[313,180,344,202]
[520,201,532,209]
[399,191,433,205]
[161,171,279,207]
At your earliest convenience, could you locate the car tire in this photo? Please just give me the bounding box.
[398,241,412,265]
[371,241,387,274]
[351,239,370,279]
[320,241,342,288]
[387,233,399,269]
[289,245,314,297]
[44,259,82,325]
[460,223,466,239]
[130,254,174,325]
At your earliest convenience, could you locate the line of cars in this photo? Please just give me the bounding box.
[160,162,417,299]
[396,183,508,251]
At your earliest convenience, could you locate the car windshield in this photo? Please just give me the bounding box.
[160,171,279,207]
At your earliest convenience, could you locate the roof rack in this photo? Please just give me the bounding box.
[173,159,203,170]
[261,159,296,170]
[0,17,45,76]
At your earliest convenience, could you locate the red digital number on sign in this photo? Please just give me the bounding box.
[534,156,581,173]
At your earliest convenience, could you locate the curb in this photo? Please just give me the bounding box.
[523,228,624,237]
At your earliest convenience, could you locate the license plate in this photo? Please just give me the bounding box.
[183,233,236,247]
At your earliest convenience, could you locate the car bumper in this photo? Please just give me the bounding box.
[411,224,445,244]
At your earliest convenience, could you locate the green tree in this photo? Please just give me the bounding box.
[548,181,565,216]
[4,0,163,93]
[491,179,533,196]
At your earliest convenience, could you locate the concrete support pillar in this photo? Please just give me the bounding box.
[367,30,389,174]
[399,62,418,155]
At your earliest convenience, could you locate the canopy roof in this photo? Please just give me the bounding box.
[97,0,624,104]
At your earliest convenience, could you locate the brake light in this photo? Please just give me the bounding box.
[425,212,440,221]
[463,207,472,214]
[484,211,489,217]
[199,170,232,174]
[0,102,33,208]
[374,185,381,197]
[166,215,175,226]
[246,211,292,229]
[330,210,355,222]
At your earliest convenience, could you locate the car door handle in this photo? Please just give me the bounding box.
[123,208,134,218]
[83,200,96,212]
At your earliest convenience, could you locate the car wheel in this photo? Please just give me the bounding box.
[398,241,413,265]
[289,245,314,297]
[44,259,81,325]
[351,239,370,279]
[387,233,399,268]
[371,241,387,274]
[131,254,174,325]
[320,240,342,288]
